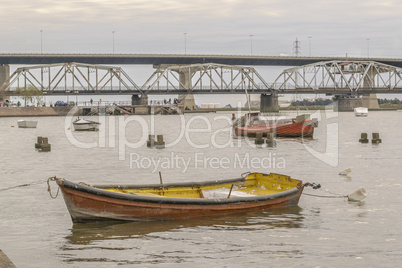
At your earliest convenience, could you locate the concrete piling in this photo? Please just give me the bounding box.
[147,135,155,148]
[35,136,51,152]
[35,136,43,148]
[147,134,165,149]
[372,133,382,144]
[255,133,264,145]
[266,133,277,147]
[155,135,165,149]
[359,133,369,143]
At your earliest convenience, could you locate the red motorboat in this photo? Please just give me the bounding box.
[233,113,316,138]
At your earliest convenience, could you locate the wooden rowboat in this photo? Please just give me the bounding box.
[50,172,306,222]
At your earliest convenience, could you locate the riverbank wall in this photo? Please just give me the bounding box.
[0,106,76,117]
[0,105,397,117]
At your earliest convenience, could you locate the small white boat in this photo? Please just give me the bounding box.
[73,118,100,131]
[17,120,38,128]
[354,107,368,117]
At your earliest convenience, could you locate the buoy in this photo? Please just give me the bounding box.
[339,168,351,176]
[347,187,368,202]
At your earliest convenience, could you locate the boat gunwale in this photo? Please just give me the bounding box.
[57,175,303,205]
[73,121,100,125]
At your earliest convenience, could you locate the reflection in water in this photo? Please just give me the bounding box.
[64,206,305,246]
[59,206,307,265]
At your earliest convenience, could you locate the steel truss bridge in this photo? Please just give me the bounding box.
[270,60,402,95]
[1,60,402,96]
[0,62,272,95]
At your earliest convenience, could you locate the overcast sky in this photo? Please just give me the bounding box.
[3,0,402,105]
[1,0,402,58]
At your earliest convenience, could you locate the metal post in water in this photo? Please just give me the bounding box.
[359,133,368,143]
[266,133,276,147]
[372,133,382,144]
[255,132,264,145]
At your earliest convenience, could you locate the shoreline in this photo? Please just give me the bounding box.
[0,105,398,117]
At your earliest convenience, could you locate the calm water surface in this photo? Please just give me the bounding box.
[0,110,401,267]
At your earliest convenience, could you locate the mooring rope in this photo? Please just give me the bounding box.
[304,182,347,199]
[303,192,346,198]
[0,179,47,192]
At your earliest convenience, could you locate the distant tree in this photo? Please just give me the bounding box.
[291,98,332,107]
[15,85,43,107]
[377,98,401,105]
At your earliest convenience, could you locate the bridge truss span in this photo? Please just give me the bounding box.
[142,63,272,94]
[271,60,402,95]
[0,62,142,95]
[1,62,274,96]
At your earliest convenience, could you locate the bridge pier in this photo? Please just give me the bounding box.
[131,94,148,105]
[0,65,10,101]
[260,93,279,113]
[362,94,380,109]
[333,96,363,111]
[360,66,379,109]
[176,67,196,109]
[154,64,197,110]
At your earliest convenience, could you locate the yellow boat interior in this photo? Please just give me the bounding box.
[97,173,302,199]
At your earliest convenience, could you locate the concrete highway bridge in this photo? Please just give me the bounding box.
[1,53,402,67]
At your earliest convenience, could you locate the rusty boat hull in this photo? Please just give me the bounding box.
[234,121,315,138]
[233,113,316,138]
[55,172,305,222]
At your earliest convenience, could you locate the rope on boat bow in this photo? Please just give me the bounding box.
[303,182,347,199]
[47,176,61,199]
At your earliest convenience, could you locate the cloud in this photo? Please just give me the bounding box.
[0,0,401,57]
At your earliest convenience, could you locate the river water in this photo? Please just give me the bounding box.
[0,109,401,267]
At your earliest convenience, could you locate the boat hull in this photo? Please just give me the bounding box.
[234,120,314,138]
[17,120,38,128]
[55,174,304,222]
[354,107,368,117]
[73,123,99,131]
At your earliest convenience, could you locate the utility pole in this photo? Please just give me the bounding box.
[249,35,253,55]
[293,38,301,57]
[40,30,43,53]
[112,31,116,53]
[183,32,187,54]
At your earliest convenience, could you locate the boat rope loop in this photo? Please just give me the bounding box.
[304,182,321,189]
[47,176,61,199]
[303,182,347,199]
[0,179,47,192]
